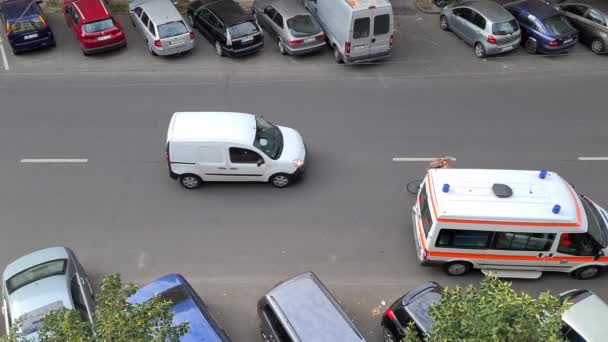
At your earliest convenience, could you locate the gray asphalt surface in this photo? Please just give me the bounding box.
[1,10,608,341]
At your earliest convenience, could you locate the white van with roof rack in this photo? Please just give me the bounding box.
[412,168,608,280]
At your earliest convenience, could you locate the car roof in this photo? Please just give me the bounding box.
[508,0,558,19]
[562,0,608,14]
[426,168,586,231]
[455,0,515,22]
[69,0,112,23]
[266,272,364,342]
[168,112,257,145]
[3,247,70,281]
[401,282,442,333]
[1,0,40,21]
[8,275,73,322]
[190,0,252,26]
[563,290,608,342]
[262,0,316,18]
[130,0,185,24]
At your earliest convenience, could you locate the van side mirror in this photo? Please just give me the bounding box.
[257,159,264,167]
[594,249,604,261]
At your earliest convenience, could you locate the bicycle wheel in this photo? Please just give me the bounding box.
[407,180,423,195]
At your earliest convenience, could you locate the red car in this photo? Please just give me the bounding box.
[63,0,126,55]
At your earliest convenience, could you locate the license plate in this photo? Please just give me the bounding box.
[97,35,111,41]
[24,33,38,40]
[241,36,253,43]
[563,38,573,44]
[304,37,316,43]
[170,39,184,46]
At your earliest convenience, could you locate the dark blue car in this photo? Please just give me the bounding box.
[506,0,578,54]
[128,274,231,342]
[0,0,55,54]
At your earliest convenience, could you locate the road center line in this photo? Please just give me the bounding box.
[577,157,608,161]
[392,157,456,162]
[0,43,9,71]
[20,158,88,163]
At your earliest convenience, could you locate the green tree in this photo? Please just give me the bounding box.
[403,275,568,342]
[1,273,188,342]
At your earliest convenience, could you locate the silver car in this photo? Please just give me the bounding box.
[440,0,521,57]
[252,0,325,55]
[1,247,95,338]
[560,289,608,342]
[129,0,195,56]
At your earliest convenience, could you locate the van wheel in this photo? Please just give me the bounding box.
[591,38,604,54]
[179,174,203,189]
[270,173,291,188]
[573,266,601,280]
[439,15,449,31]
[474,43,486,58]
[525,38,537,54]
[445,261,471,276]
[333,46,343,64]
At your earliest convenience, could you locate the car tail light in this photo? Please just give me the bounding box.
[189,31,195,40]
[385,307,396,321]
[5,22,10,33]
[154,39,162,47]
[345,41,351,55]
[487,35,497,44]
[315,33,324,41]
[289,39,303,45]
[39,15,48,28]
[389,34,394,47]
[548,40,558,47]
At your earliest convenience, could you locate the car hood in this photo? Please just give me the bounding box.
[9,276,72,320]
[277,125,305,162]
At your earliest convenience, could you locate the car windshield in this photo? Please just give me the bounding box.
[228,21,258,39]
[286,15,320,38]
[581,196,608,248]
[6,259,67,294]
[542,15,574,36]
[10,17,45,34]
[83,18,114,33]
[158,21,188,39]
[492,19,518,35]
[253,116,283,159]
[156,285,189,305]
[20,301,65,336]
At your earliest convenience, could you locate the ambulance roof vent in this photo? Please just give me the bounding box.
[492,183,513,198]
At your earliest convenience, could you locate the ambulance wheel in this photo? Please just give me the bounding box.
[573,266,601,280]
[445,261,471,276]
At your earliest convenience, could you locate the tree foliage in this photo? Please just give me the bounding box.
[2,274,188,342]
[403,275,568,342]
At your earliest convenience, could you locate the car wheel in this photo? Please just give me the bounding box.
[278,39,286,55]
[179,174,203,189]
[573,266,601,280]
[591,38,604,54]
[439,15,449,31]
[188,14,194,27]
[525,38,537,54]
[383,327,397,342]
[148,43,157,56]
[215,40,224,57]
[474,42,486,58]
[270,173,291,188]
[82,50,90,56]
[445,261,471,276]
[333,45,343,64]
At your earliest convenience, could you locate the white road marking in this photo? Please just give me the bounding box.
[20,158,88,163]
[578,157,608,161]
[0,43,9,71]
[137,251,146,270]
[392,157,456,162]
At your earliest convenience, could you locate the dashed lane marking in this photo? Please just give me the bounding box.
[20,158,88,163]
[392,157,456,162]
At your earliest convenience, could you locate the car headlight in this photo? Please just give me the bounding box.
[292,159,305,168]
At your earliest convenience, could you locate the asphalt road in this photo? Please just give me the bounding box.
[1,10,608,341]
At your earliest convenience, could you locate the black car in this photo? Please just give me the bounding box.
[381,282,442,342]
[186,0,264,57]
[556,0,608,54]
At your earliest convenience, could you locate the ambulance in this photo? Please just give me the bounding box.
[412,169,608,279]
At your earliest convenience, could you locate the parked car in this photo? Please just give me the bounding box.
[1,247,95,339]
[186,0,263,57]
[505,0,577,54]
[258,271,366,342]
[381,282,441,342]
[128,274,231,342]
[555,0,608,53]
[64,0,126,55]
[440,0,521,58]
[0,0,55,54]
[252,0,325,55]
[166,112,306,189]
[306,0,393,63]
[129,0,194,56]
[560,289,608,342]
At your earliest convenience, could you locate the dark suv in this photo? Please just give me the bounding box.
[187,0,263,57]
[381,282,442,342]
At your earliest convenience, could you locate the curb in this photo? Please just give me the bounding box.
[414,0,441,14]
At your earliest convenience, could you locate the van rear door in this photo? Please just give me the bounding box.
[369,9,392,59]
[349,11,371,61]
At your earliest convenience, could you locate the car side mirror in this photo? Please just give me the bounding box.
[257,159,264,167]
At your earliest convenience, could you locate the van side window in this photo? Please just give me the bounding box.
[492,232,555,251]
[262,305,293,342]
[373,14,390,35]
[229,148,263,164]
[353,17,370,39]
[418,184,433,238]
[436,229,492,249]
[557,233,601,256]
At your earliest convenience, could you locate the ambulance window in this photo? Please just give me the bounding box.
[419,184,433,237]
[558,233,601,256]
[436,229,492,249]
[492,232,555,251]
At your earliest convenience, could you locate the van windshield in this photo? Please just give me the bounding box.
[581,196,608,248]
[254,117,283,160]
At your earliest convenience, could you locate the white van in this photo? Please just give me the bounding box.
[305,0,393,64]
[166,112,306,189]
[412,168,608,280]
